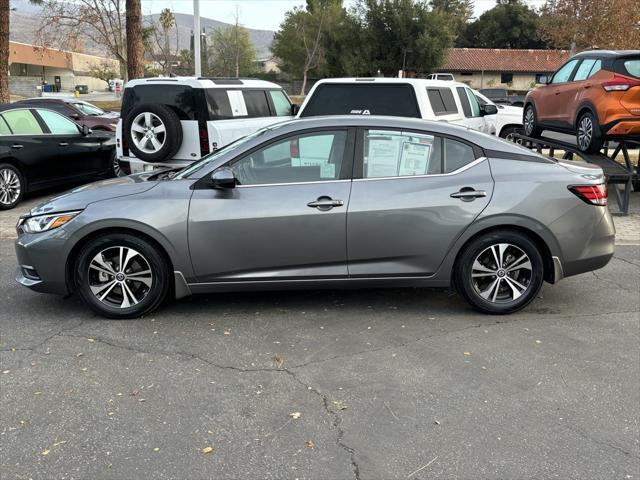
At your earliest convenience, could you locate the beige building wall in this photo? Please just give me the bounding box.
[71,52,120,75]
[452,72,541,90]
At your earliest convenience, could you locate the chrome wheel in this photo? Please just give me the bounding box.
[112,155,123,177]
[471,243,533,303]
[523,107,535,136]
[0,167,21,206]
[130,112,166,154]
[577,115,593,151]
[87,246,153,309]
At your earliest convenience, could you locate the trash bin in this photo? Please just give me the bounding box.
[75,85,89,94]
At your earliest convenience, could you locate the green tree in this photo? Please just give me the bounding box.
[208,25,257,77]
[88,61,119,87]
[354,0,455,76]
[457,0,547,49]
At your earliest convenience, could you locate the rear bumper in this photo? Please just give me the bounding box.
[118,156,194,174]
[603,118,640,137]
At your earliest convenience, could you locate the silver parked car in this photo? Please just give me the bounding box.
[15,116,614,318]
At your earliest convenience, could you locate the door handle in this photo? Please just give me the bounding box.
[11,144,23,150]
[58,142,69,146]
[450,189,487,201]
[307,196,344,211]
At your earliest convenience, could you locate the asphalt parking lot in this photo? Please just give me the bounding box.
[1,193,639,479]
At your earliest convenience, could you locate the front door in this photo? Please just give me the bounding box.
[455,87,488,133]
[540,58,580,124]
[188,129,354,282]
[347,129,494,276]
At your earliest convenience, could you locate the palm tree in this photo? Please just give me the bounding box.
[126,0,144,79]
[0,0,42,103]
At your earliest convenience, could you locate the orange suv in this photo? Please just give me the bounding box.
[523,50,640,152]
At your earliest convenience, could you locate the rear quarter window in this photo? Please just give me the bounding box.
[426,87,458,116]
[300,84,420,118]
[621,58,640,78]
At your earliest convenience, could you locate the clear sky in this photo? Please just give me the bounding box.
[141,0,545,31]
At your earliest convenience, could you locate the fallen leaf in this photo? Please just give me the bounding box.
[153,447,160,452]
[332,401,348,410]
[224,330,231,335]
[289,412,301,419]
[80,367,88,372]
[130,389,139,396]
[75,353,83,358]
[41,449,50,456]
[87,338,95,343]
[306,438,315,449]
[34,391,42,395]
[107,412,115,416]
[535,340,542,344]
[463,352,472,356]
[63,389,73,395]
[272,354,285,368]
[138,398,145,402]
[201,446,214,454]
[2,369,10,374]
[52,441,66,447]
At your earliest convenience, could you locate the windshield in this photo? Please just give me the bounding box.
[72,102,105,116]
[175,127,270,179]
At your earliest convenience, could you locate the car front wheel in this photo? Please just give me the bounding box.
[454,230,544,314]
[74,233,170,319]
[0,163,24,210]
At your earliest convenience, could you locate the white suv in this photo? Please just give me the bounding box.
[116,77,294,173]
[297,78,499,134]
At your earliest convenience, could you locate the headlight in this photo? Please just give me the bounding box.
[22,211,81,234]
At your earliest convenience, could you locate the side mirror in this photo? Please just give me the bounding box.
[481,104,498,116]
[538,75,549,85]
[71,113,81,120]
[210,167,236,189]
[81,124,91,135]
[291,104,300,116]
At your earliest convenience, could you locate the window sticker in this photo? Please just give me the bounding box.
[227,90,248,117]
[399,142,431,176]
[366,135,403,177]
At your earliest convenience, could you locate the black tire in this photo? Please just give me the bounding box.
[74,233,170,319]
[523,104,542,138]
[0,163,25,210]
[110,151,125,177]
[499,126,524,141]
[123,103,183,162]
[454,230,544,315]
[576,111,603,153]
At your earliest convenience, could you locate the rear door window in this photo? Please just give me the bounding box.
[1,109,43,134]
[622,59,640,78]
[300,84,420,118]
[242,90,271,117]
[426,88,458,116]
[573,59,597,81]
[362,130,442,177]
[206,90,234,119]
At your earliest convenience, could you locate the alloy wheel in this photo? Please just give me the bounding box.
[87,246,153,309]
[0,168,21,207]
[112,155,122,177]
[471,243,533,303]
[577,116,593,151]
[130,112,167,154]
[523,108,535,136]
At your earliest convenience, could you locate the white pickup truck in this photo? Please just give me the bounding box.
[115,78,294,174]
[297,78,523,139]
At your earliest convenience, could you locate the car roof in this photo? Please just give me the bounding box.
[311,77,471,89]
[573,49,640,58]
[125,77,283,89]
[17,98,68,104]
[263,115,543,157]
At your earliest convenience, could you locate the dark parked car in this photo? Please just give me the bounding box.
[479,88,526,107]
[0,106,117,209]
[14,116,614,318]
[16,98,119,132]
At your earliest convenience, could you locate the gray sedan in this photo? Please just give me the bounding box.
[14,116,615,318]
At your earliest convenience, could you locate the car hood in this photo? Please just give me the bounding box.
[28,173,160,217]
[97,111,120,119]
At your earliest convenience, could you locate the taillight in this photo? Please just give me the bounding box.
[569,184,608,206]
[199,127,210,156]
[602,75,640,92]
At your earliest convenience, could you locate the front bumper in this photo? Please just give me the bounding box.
[14,231,71,296]
[118,156,193,175]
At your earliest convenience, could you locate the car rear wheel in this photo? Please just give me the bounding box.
[74,233,170,319]
[523,104,542,138]
[123,103,183,163]
[454,231,544,314]
[0,163,24,210]
[499,126,523,142]
[576,111,603,153]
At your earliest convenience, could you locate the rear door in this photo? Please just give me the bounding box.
[346,128,493,276]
